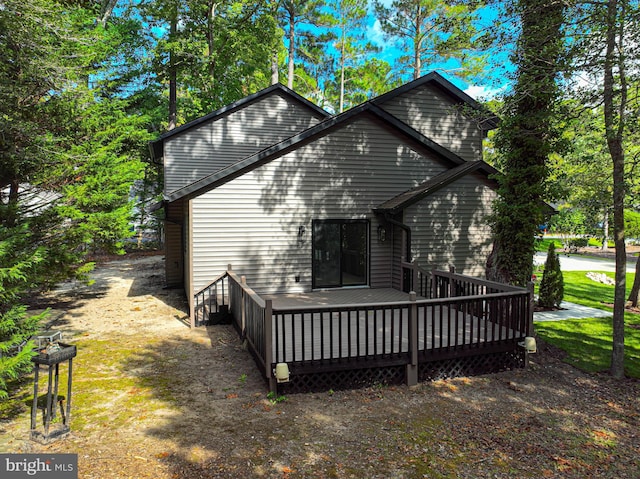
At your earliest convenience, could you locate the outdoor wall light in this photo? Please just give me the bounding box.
[298,225,306,240]
[377,225,387,243]
[274,363,290,383]
[518,336,537,353]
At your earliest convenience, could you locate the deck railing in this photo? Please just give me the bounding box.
[401,261,431,298]
[226,271,272,378]
[430,268,525,298]
[272,302,411,365]
[270,288,531,365]
[415,291,531,358]
[192,271,229,327]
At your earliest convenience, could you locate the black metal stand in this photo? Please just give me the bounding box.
[30,344,76,443]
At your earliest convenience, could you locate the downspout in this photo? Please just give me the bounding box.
[383,214,412,263]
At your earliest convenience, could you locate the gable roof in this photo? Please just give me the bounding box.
[373,161,499,215]
[372,71,499,130]
[149,84,330,160]
[164,101,474,203]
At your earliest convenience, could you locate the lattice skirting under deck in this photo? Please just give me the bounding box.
[277,364,406,394]
[275,349,527,394]
[418,349,526,382]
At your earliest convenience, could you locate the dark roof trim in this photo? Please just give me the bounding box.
[149,200,164,213]
[149,84,330,160]
[374,161,499,215]
[165,101,479,204]
[372,71,499,130]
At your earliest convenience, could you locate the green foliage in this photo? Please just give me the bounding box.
[624,210,640,239]
[142,0,278,122]
[0,306,45,400]
[548,208,587,236]
[0,224,51,398]
[323,0,380,112]
[266,391,288,404]
[538,243,564,308]
[0,0,149,398]
[564,238,589,253]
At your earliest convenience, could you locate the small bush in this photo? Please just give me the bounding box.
[564,237,589,253]
[538,242,564,308]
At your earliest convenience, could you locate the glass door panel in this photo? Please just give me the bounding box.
[341,222,367,286]
[313,222,341,288]
[312,220,368,288]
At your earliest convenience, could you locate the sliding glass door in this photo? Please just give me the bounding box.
[312,220,368,288]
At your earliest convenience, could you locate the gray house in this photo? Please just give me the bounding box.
[150,72,536,392]
[150,72,500,319]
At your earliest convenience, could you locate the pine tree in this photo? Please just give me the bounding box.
[0,0,148,398]
[538,243,564,308]
[0,227,47,398]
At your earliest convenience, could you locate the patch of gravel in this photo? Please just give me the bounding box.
[2,254,639,478]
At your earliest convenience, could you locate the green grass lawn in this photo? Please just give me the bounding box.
[535,237,559,252]
[535,270,640,378]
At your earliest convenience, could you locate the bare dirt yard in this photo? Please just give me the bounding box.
[1,254,639,478]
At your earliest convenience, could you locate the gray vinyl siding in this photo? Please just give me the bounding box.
[378,86,484,162]
[164,92,324,194]
[190,116,448,295]
[406,173,496,277]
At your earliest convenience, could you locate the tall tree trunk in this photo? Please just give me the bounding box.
[287,16,295,89]
[3,179,20,228]
[100,0,119,27]
[603,0,626,379]
[413,4,422,80]
[206,2,218,81]
[487,0,564,286]
[168,5,178,131]
[339,26,345,113]
[271,50,279,85]
[602,210,609,250]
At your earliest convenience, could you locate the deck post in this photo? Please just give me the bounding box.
[241,276,247,338]
[406,291,418,386]
[264,299,277,393]
[227,264,232,318]
[526,282,535,335]
[448,265,455,298]
[431,268,437,299]
[526,282,535,368]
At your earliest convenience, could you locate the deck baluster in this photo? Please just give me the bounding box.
[407,292,418,386]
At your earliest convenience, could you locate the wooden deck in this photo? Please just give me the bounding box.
[263,288,420,307]
[194,269,533,392]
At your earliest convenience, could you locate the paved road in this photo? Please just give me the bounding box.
[534,252,637,273]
